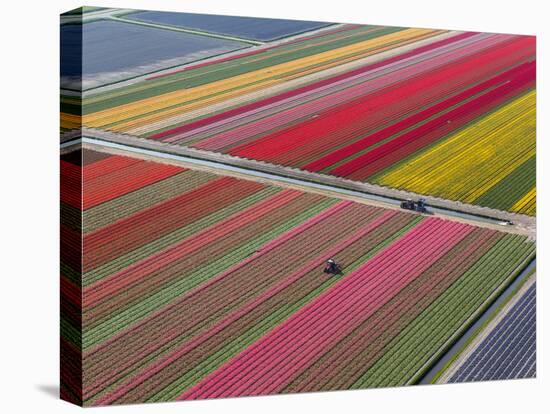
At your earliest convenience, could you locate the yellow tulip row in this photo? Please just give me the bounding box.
[511,187,536,215]
[80,28,440,132]
[374,90,536,212]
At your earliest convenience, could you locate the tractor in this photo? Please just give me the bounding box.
[324,258,342,275]
[400,198,428,213]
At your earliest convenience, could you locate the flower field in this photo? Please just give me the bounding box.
[372,91,536,215]
[439,277,536,383]
[60,148,535,405]
[60,20,249,90]
[61,22,536,216]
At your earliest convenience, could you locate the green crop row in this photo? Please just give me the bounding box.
[473,155,535,212]
[83,186,280,286]
[82,198,336,349]
[350,234,534,388]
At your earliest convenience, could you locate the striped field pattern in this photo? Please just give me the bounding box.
[62,20,536,215]
[439,277,535,383]
[60,148,535,405]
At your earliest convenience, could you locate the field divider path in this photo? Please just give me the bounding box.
[61,135,536,238]
[110,15,265,46]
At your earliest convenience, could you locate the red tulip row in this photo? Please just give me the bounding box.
[226,36,534,172]
[82,176,265,272]
[164,31,477,146]
[181,219,472,399]
[332,61,535,180]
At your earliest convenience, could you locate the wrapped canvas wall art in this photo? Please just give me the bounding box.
[60,6,536,407]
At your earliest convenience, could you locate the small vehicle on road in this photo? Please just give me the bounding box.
[400,198,428,213]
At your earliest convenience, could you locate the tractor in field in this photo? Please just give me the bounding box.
[400,198,428,213]
[324,258,342,275]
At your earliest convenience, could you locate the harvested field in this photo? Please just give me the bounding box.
[60,148,535,405]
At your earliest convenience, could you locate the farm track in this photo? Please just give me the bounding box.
[62,136,536,239]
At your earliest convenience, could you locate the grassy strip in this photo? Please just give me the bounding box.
[430,265,536,383]
[473,155,535,211]
[113,16,262,45]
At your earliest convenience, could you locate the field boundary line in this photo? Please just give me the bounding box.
[433,269,536,383]
[60,129,536,238]
[414,254,536,385]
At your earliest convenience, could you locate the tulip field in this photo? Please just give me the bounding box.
[61,19,536,216]
[60,9,537,407]
[60,148,535,405]
[438,277,536,383]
